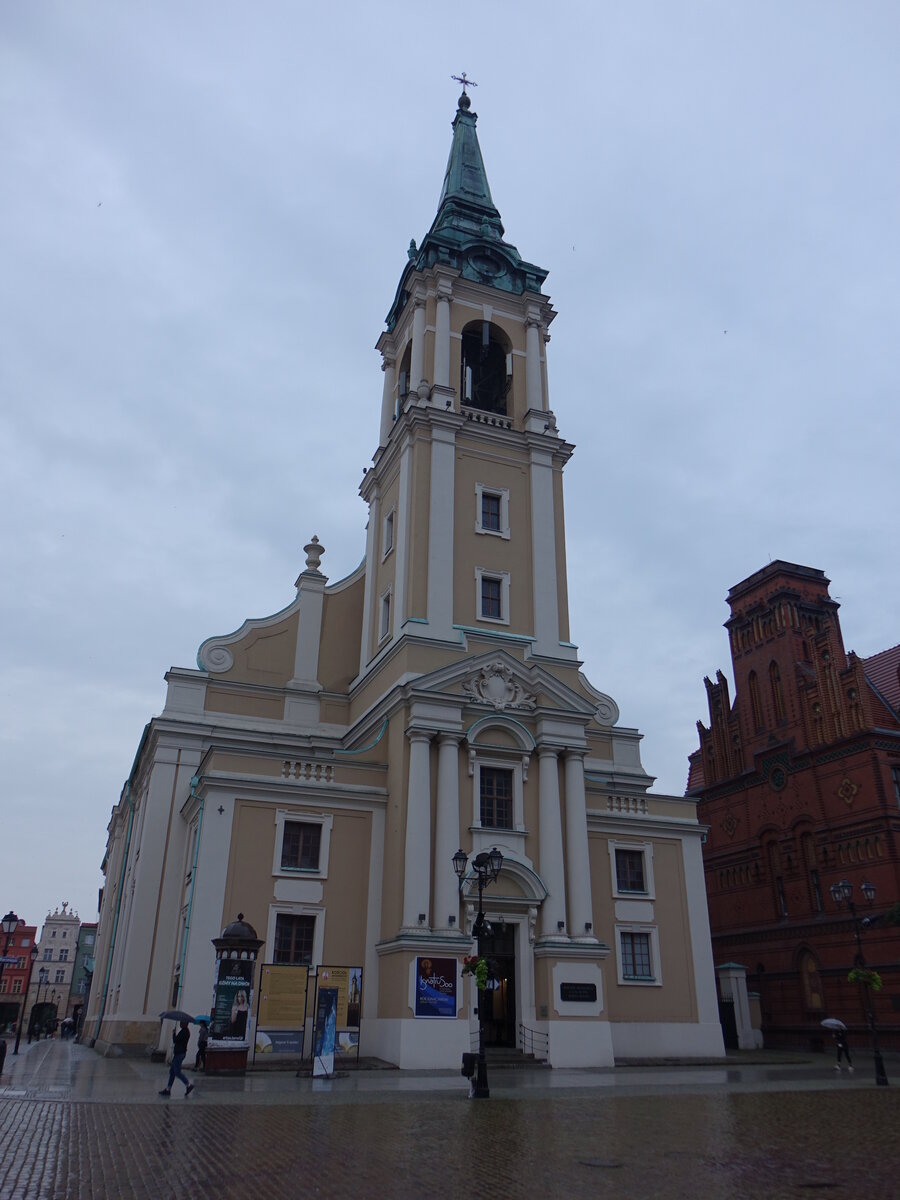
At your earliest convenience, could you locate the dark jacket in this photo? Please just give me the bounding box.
[173,1027,190,1056]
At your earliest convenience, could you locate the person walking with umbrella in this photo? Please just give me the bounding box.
[158,1016,194,1097]
[822,1018,853,1073]
[834,1029,854,1072]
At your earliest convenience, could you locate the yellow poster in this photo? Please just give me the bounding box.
[257,965,308,1027]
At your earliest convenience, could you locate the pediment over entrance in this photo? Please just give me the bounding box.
[409,650,597,720]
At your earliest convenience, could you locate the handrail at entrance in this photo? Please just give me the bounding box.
[517,1022,549,1059]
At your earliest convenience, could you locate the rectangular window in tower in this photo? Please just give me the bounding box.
[281,822,322,872]
[480,767,513,829]
[382,509,394,558]
[615,849,647,894]
[273,914,315,965]
[475,483,510,538]
[379,590,391,641]
[482,492,501,532]
[620,931,653,980]
[481,576,502,620]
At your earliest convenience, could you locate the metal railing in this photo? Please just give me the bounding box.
[518,1022,549,1059]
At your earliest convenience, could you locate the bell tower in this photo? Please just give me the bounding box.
[358,87,576,677]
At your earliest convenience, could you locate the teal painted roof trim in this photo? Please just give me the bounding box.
[335,717,389,757]
[386,93,548,331]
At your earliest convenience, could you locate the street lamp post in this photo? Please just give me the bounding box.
[0,911,19,1071]
[31,968,49,1042]
[14,945,39,1055]
[830,878,889,1087]
[0,910,19,991]
[453,846,503,1100]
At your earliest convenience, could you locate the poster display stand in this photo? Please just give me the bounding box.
[309,965,363,1074]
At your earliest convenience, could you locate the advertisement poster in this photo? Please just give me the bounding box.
[256,964,309,1057]
[414,956,457,1018]
[313,987,338,1077]
[210,958,254,1042]
[316,966,363,1029]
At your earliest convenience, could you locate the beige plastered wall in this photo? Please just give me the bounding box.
[223,800,372,969]
[453,438,533,632]
[591,835,699,1023]
[319,574,365,694]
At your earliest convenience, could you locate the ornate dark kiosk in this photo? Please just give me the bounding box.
[206,914,263,1074]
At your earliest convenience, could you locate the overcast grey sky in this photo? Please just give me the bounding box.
[2,2,898,929]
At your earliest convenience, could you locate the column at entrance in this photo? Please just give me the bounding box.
[537,747,567,936]
[433,733,462,931]
[402,731,433,929]
[563,750,594,935]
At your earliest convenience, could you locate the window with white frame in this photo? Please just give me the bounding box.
[59,949,69,962]
[616,925,661,985]
[480,766,514,829]
[273,913,316,964]
[382,508,395,559]
[55,969,65,983]
[470,751,527,837]
[281,821,322,872]
[608,841,655,899]
[273,810,333,879]
[379,588,392,641]
[475,483,510,539]
[475,567,510,625]
[12,979,21,994]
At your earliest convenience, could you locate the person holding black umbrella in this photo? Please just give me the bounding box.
[159,1020,194,1097]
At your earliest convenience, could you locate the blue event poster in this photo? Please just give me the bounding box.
[415,957,457,1018]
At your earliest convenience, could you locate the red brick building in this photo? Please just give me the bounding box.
[0,920,38,1034]
[688,561,900,1050]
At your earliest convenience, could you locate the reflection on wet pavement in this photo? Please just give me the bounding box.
[1,1040,898,1198]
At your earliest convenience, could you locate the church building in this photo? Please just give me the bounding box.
[86,89,723,1068]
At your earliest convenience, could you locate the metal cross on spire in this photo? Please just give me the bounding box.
[451,72,478,94]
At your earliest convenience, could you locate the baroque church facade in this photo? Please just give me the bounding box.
[86,91,723,1068]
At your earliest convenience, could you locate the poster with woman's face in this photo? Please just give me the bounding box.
[211,959,254,1041]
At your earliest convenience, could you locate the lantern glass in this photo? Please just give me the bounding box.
[839,879,853,902]
[488,846,504,880]
[452,848,469,879]
[830,882,843,905]
[1,911,19,936]
[861,880,876,904]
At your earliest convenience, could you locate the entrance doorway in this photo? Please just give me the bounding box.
[479,924,516,1048]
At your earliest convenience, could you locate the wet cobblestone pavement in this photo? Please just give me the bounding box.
[2,1042,899,1198]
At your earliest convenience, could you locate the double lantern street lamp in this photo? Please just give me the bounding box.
[452,846,504,1100]
[830,878,889,1087]
[0,911,20,1069]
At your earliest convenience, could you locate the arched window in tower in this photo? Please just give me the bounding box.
[748,670,764,730]
[396,343,412,416]
[769,661,785,723]
[460,321,512,414]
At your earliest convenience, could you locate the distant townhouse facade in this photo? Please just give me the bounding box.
[0,920,37,1034]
